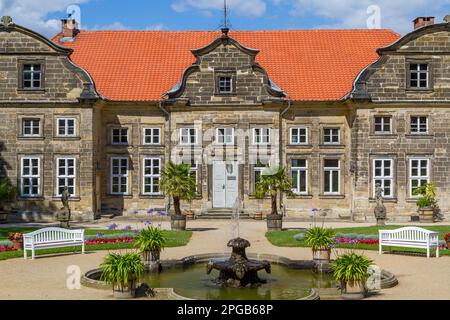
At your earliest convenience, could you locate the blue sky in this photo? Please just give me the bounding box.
[1,0,449,37]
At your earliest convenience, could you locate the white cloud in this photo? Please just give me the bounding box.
[145,23,167,31]
[289,0,449,34]
[0,0,90,37]
[89,21,129,31]
[171,0,267,17]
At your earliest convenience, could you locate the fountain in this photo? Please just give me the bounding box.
[206,237,271,288]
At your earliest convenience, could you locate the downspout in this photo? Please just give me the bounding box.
[279,98,292,217]
[158,100,171,215]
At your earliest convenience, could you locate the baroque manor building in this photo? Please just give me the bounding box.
[1,15,450,222]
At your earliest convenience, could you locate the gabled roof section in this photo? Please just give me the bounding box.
[53,29,400,102]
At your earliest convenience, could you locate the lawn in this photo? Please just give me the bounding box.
[266,225,450,256]
[0,227,192,261]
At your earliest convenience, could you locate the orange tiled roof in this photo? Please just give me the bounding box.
[54,29,399,102]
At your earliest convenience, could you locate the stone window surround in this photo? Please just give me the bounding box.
[17,59,46,92]
[215,127,235,145]
[319,154,345,198]
[141,156,162,196]
[109,156,130,196]
[18,154,43,199]
[252,127,271,145]
[407,156,431,199]
[214,69,237,96]
[405,58,434,91]
[289,126,309,145]
[287,154,311,197]
[108,125,131,146]
[142,127,162,145]
[54,155,78,198]
[319,123,345,147]
[405,113,432,136]
[17,114,45,139]
[369,111,397,137]
[370,155,397,200]
[139,154,165,198]
[54,114,80,139]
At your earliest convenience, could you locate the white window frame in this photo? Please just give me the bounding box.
[410,116,428,134]
[180,128,198,145]
[409,158,430,198]
[252,128,271,145]
[182,159,200,193]
[110,157,129,195]
[374,116,392,134]
[20,157,41,197]
[373,159,394,198]
[143,128,161,145]
[111,128,129,145]
[142,157,161,195]
[290,127,308,145]
[216,128,234,145]
[324,159,341,195]
[253,161,270,191]
[323,128,340,145]
[22,119,41,137]
[409,63,429,89]
[56,157,76,197]
[57,117,77,137]
[291,159,308,195]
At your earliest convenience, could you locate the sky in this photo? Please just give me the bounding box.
[0,0,449,38]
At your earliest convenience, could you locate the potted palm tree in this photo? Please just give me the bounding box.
[305,226,336,262]
[413,182,437,223]
[255,166,293,231]
[0,179,17,223]
[135,226,166,272]
[331,252,374,300]
[100,252,144,299]
[160,161,196,231]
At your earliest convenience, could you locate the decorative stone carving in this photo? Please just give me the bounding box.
[374,184,386,226]
[0,16,14,27]
[57,187,71,229]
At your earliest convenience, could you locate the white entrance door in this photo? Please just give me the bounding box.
[213,161,238,208]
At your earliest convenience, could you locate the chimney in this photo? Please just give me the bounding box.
[413,16,435,29]
[61,16,80,41]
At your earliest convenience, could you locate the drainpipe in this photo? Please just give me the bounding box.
[158,100,171,214]
[279,98,292,217]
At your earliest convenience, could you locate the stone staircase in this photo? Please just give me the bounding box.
[197,208,252,220]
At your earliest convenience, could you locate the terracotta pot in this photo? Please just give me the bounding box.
[12,240,23,251]
[171,214,186,231]
[418,208,434,223]
[266,214,282,231]
[313,248,331,262]
[342,281,366,300]
[254,212,263,220]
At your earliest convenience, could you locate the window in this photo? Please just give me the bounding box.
[374,116,392,134]
[323,128,340,144]
[180,128,198,145]
[324,159,340,194]
[410,116,428,134]
[409,63,429,89]
[20,157,40,197]
[291,159,308,195]
[409,159,429,197]
[216,128,234,145]
[111,158,128,194]
[253,128,271,145]
[56,158,76,196]
[183,159,199,192]
[143,158,161,195]
[57,118,76,137]
[112,128,128,145]
[143,128,161,145]
[22,64,42,89]
[373,159,393,198]
[253,161,269,191]
[22,119,40,137]
[290,127,308,144]
[218,77,232,93]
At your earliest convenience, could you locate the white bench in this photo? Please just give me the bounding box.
[23,227,85,260]
[379,227,439,258]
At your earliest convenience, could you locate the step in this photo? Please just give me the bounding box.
[197,212,252,220]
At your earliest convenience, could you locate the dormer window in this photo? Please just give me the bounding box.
[409,63,429,89]
[219,77,232,93]
[215,71,236,95]
[21,64,43,89]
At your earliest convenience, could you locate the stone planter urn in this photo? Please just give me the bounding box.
[313,248,331,262]
[113,279,137,299]
[143,250,161,273]
[171,214,187,231]
[266,214,282,231]
[418,207,434,223]
[341,281,366,300]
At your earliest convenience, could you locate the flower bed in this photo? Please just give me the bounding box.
[0,246,17,252]
[85,237,135,245]
[333,237,379,245]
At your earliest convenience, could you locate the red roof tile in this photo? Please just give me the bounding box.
[54,29,399,101]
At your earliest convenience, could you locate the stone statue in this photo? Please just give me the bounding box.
[374,183,386,226]
[57,187,71,229]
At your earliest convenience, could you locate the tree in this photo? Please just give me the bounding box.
[255,166,293,216]
[160,161,196,216]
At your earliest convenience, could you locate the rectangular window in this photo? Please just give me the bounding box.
[374,116,392,134]
[180,128,198,145]
[253,128,271,145]
[253,161,268,191]
[324,159,340,194]
[183,159,199,192]
[143,158,161,195]
[143,128,161,145]
[112,128,128,145]
[409,63,429,89]
[111,157,128,194]
[218,77,232,93]
[291,159,308,195]
[22,64,42,89]
[56,158,76,196]
[22,119,40,136]
[216,128,234,145]
[373,159,393,198]
[20,157,40,197]
[410,116,428,134]
[409,159,429,197]
[290,127,308,144]
[57,118,76,137]
[323,128,340,144]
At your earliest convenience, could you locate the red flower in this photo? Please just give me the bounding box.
[444,233,450,242]
[7,233,23,241]
[0,246,17,252]
[85,237,135,245]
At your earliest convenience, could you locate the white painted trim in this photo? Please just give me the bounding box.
[142,157,162,195]
[290,127,308,145]
[142,127,161,145]
[179,128,198,145]
[215,127,235,145]
[372,158,394,198]
[56,117,77,137]
[55,157,77,197]
[252,127,271,145]
[323,159,340,195]
[110,157,129,195]
[20,156,41,197]
[409,158,430,198]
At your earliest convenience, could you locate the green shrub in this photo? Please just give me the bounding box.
[331,252,374,286]
[413,182,436,208]
[135,226,166,253]
[100,252,144,292]
[304,227,335,251]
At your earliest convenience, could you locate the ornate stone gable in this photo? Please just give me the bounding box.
[352,22,450,102]
[166,31,286,106]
